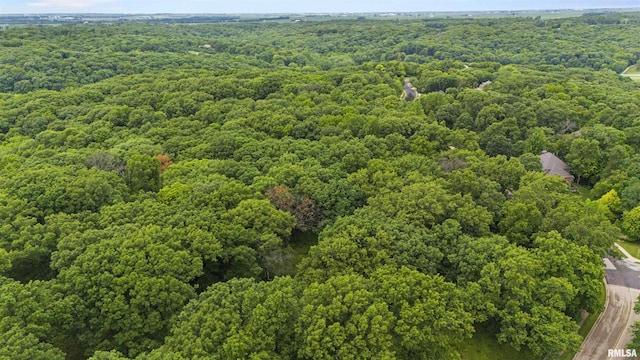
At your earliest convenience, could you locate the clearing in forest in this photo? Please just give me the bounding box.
[621,64,640,81]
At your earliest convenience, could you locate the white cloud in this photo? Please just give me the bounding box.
[27,0,116,9]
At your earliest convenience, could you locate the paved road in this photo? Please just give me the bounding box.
[616,288,640,357]
[574,248,640,360]
[574,285,639,360]
[607,256,640,290]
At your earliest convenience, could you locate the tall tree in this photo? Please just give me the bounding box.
[124,154,161,193]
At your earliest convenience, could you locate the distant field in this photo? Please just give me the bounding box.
[298,9,619,21]
[2,8,639,25]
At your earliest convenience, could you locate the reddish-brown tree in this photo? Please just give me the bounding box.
[155,154,173,174]
[266,186,319,232]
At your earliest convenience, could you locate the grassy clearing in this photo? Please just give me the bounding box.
[623,64,640,75]
[459,325,539,360]
[263,231,318,277]
[622,74,640,82]
[621,65,640,81]
[617,240,640,259]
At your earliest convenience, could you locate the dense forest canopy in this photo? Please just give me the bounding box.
[1,12,640,360]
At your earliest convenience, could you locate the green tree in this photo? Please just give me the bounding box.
[475,103,505,132]
[147,277,298,360]
[532,231,604,314]
[58,225,218,357]
[566,138,602,184]
[88,350,130,360]
[295,274,396,360]
[519,152,543,172]
[499,202,543,246]
[370,267,474,359]
[124,154,161,193]
[485,245,582,358]
[623,206,640,242]
[524,128,551,155]
[0,277,69,360]
[596,189,623,220]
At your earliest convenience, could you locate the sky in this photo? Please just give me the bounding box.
[1,0,638,14]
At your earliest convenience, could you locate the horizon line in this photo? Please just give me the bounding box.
[2,6,640,16]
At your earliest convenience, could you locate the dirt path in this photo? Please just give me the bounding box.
[622,65,635,74]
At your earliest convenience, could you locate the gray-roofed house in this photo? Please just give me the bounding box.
[539,151,574,184]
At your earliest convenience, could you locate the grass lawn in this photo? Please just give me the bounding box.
[459,325,539,360]
[622,74,640,82]
[623,64,640,75]
[621,65,640,81]
[579,281,607,337]
[617,240,640,259]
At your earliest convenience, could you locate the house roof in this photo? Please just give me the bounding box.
[539,151,574,179]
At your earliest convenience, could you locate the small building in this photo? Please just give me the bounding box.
[539,151,574,183]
